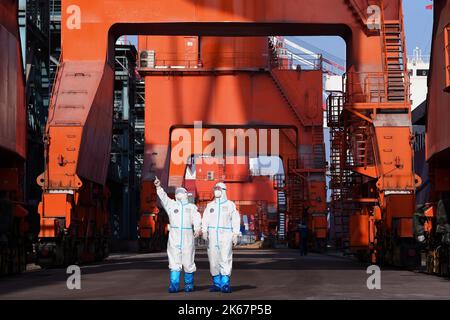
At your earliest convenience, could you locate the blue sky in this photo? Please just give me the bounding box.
[403,0,433,55]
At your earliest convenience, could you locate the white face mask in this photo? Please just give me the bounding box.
[214,190,222,198]
[176,193,187,201]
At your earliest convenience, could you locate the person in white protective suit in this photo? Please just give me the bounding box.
[154,177,201,293]
[202,182,241,293]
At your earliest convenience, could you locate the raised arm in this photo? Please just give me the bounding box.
[154,177,176,212]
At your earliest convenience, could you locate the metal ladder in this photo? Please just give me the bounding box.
[312,126,326,169]
[273,174,287,241]
[327,93,353,249]
[350,122,371,167]
[381,15,408,102]
[287,159,308,222]
[277,191,287,240]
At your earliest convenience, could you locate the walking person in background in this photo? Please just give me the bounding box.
[298,221,309,256]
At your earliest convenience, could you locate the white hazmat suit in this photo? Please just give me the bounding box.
[156,185,201,275]
[202,182,240,292]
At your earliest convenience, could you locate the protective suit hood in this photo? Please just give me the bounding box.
[214,182,228,202]
[175,187,188,195]
[175,187,188,203]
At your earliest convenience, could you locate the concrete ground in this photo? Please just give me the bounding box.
[0,249,449,300]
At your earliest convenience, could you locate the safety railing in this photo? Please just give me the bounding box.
[271,51,323,71]
[344,72,410,106]
[138,52,270,70]
[345,72,387,103]
[138,51,322,72]
[141,58,200,69]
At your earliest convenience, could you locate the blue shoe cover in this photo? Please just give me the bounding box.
[168,270,181,293]
[209,275,222,292]
[184,272,195,292]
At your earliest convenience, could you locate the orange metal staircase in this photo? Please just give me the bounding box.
[286,158,309,221]
[36,0,412,267]
[348,120,373,168]
[273,174,288,241]
[327,2,417,265]
[328,94,354,249]
[382,19,408,102]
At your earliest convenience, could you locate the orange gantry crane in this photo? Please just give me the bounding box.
[416,0,450,276]
[328,1,420,266]
[0,0,31,275]
[136,36,326,250]
[37,0,417,266]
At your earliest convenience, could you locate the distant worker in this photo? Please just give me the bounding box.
[154,177,201,293]
[298,222,309,256]
[202,182,240,293]
[413,204,429,243]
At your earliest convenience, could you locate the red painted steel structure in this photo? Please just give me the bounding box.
[419,0,450,276]
[136,35,326,250]
[0,0,26,159]
[326,0,420,266]
[426,0,450,158]
[0,0,29,275]
[37,0,417,265]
